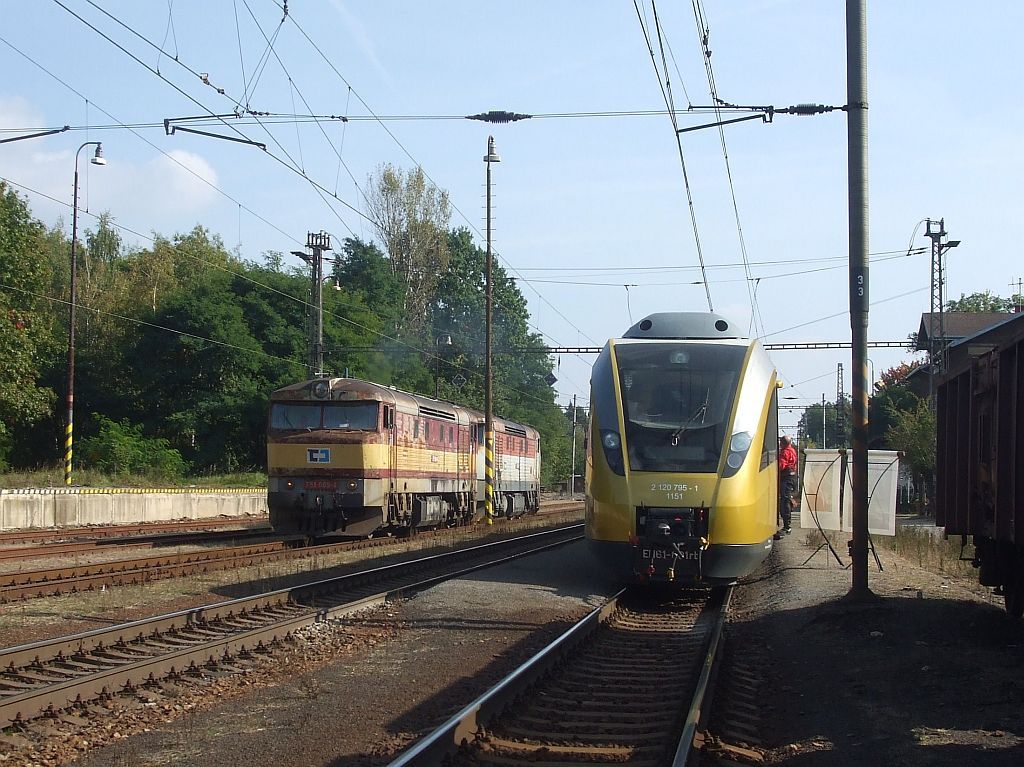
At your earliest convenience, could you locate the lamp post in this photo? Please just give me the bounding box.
[483,136,500,524]
[65,142,106,486]
[434,335,452,399]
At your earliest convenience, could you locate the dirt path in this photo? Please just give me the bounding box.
[713,527,1024,765]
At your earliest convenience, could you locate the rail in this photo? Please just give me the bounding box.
[0,524,583,725]
[388,585,732,766]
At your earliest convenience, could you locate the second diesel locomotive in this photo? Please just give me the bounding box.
[585,312,780,584]
[267,377,540,537]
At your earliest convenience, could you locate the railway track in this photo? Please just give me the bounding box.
[0,502,583,603]
[0,524,583,726]
[0,516,269,545]
[0,526,276,563]
[391,585,731,767]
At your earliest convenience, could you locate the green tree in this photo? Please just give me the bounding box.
[0,182,58,467]
[868,361,923,449]
[79,413,188,481]
[329,236,410,383]
[798,398,850,449]
[364,164,452,334]
[886,398,935,508]
[129,231,267,472]
[428,228,568,485]
[945,290,1021,313]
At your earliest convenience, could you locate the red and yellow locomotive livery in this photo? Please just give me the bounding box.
[266,377,540,537]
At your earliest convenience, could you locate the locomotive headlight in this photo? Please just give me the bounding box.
[346,479,358,492]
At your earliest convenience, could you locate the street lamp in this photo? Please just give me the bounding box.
[483,136,500,524]
[65,142,107,486]
[434,335,452,399]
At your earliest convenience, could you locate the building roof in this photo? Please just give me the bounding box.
[944,311,1024,379]
[915,312,1008,351]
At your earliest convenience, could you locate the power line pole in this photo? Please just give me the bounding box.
[569,394,578,499]
[292,231,332,378]
[836,362,845,447]
[924,220,960,402]
[484,137,500,524]
[822,393,827,450]
[846,0,871,599]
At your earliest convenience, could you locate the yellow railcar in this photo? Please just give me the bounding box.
[585,313,779,584]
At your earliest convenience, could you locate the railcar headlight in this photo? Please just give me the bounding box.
[599,429,625,476]
[723,430,752,477]
[730,432,752,452]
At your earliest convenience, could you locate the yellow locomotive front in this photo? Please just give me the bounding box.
[586,313,778,584]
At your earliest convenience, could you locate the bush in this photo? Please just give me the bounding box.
[79,414,190,481]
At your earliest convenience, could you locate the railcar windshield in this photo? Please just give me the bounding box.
[616,342,746,473]
[270,401,379,431]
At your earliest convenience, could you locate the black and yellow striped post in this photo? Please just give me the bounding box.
[485,428,495,524]
[64,413,73,486]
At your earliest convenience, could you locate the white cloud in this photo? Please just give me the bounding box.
[0,95,46,131]
[146,150,220,212]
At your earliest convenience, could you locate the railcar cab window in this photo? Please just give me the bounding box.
[616,343,746,473]
[270,401,379,431]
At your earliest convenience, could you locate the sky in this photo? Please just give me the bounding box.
[2,1,1022,432]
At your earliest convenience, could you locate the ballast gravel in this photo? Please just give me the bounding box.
[5,539,620,767]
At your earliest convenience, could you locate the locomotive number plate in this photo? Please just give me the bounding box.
[305,480,336,490]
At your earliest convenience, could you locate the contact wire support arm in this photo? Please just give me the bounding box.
[677,102,842,134]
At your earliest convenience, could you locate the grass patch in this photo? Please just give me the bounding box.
[877,525,977,581]
[802,525,978,585]
[0,468,267,489]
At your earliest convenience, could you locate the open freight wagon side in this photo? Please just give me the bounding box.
[936,312,1024,616]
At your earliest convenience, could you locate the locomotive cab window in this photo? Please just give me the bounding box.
[270,401,378,431]
[616,343,746,473]
[323,402,378,430]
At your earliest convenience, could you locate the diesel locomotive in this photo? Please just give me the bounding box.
[585,312,780,584]
[266,377,540,537]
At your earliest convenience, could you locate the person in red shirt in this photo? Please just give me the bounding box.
[777,435,798,536]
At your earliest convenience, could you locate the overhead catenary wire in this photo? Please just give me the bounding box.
[57,0,368,236]
[0,106,802,136]
[512,249,927,286]
[635,0,714,311]
[690,0,767,340]
[0,33,304,251]
[63,0,601,379]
